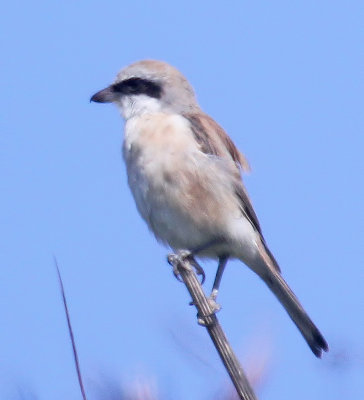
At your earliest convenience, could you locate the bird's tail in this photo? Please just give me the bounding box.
[250,246,328,357]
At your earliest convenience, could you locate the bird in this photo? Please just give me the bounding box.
[90,60,328,358]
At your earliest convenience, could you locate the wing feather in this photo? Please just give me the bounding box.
[183,112,281,272]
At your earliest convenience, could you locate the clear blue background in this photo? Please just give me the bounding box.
[1,1,363,399]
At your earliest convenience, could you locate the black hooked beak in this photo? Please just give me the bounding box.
[90,86,116,103]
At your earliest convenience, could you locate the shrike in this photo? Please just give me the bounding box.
[91,60,328,358]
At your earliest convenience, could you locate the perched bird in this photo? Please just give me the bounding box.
[91,60,328,357]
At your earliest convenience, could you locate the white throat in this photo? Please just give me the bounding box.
[117,95,162,120]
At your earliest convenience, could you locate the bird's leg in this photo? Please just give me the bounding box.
[167,238,224,284]
[167,250,206,284]
[195,255,229,316]
[167,249,229,316]
[208,255,229,309]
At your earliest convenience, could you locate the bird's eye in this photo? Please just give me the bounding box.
[112,78,162,99]
[124,78,145,94]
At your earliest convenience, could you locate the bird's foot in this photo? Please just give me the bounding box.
[207,289,222,313]
[197,297,221,326]
[167,250,205,284]
[190,289,221,325]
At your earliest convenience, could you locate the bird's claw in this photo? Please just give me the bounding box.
[207,295,221,313]
[190,293,221,310]
[167,250,206,284]
[197,298,221,326]
[190,258,206,284]
[196,290,221,325]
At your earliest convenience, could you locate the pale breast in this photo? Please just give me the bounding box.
[122,112,242,250]
[123,112,198,195]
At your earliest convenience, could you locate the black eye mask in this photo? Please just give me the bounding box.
[111,78,162,99]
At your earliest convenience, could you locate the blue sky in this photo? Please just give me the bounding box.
[1,1,363,399]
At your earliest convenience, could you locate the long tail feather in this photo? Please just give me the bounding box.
[263,267,328,357]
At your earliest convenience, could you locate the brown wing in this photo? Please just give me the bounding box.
[235,181,280,272]
[183,112,260,231]
[184,113,250,172]
[183,112,281,272]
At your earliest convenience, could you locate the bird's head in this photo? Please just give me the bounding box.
[91,60,199,119]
